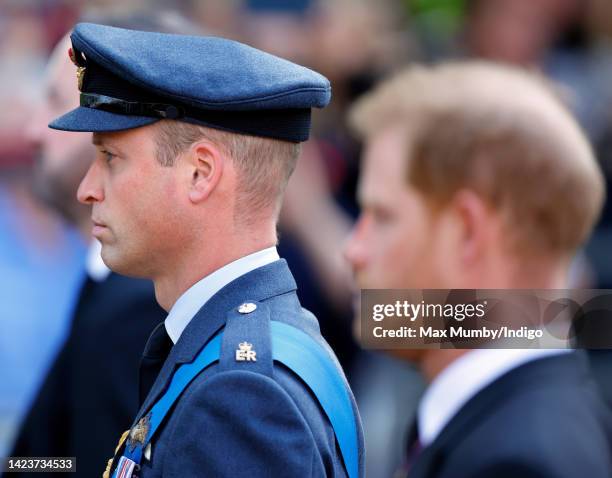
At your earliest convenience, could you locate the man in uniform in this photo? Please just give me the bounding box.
[12,22,168,477]
[50,23,364,478]
[345,62,611,477]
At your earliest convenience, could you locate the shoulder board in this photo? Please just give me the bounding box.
[218,301,273,377]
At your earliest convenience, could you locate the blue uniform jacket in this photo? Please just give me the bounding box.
[123,259,364,477]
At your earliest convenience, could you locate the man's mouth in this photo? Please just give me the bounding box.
[91,218,108,237]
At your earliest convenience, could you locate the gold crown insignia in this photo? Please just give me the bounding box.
[238,342,253,351]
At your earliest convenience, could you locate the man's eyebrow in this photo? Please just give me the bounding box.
[92,135,127,157]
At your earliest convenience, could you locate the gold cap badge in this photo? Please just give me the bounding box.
[68,47,86,91]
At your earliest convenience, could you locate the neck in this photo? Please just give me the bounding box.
[420,256,570,382]
[152,224,277,311]
[495,256,570,289]
[486,249,570,289]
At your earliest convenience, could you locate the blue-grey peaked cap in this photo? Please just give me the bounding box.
[49,23,332,142]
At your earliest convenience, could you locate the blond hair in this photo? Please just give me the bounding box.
[155,120,300,225]
[349,61,605,257]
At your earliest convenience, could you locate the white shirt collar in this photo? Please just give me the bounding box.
[86,239,111,282]
[417,348,571,446]
[164,246,280,344]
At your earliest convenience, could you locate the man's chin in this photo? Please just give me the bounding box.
[100,248,131,276]
[102,250,155,279]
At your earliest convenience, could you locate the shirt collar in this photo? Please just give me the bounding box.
[86,239,111,282]
[417,348,571,447]
[164,246,280,344]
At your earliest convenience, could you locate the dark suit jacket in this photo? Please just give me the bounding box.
[11,272,166,478]
[588,350,612,410]
[111,259,365,478]
[408,352,612,478]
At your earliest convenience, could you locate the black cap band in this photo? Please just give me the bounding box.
[81,93,185,119]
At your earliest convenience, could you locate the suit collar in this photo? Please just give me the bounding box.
[136,259,297,419]
[418,349,571,447]
[407,352,590,478]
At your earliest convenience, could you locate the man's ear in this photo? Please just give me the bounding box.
[187,140,225,204]
[450,189,492,265]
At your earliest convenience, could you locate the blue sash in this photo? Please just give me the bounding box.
[113,321,359,478]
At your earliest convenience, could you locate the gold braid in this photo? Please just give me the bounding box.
[102,430,130,478]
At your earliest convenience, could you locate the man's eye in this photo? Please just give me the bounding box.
[101,150,116,163]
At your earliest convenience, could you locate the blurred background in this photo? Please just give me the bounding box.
[2,0,612,476]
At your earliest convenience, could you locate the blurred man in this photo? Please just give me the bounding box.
[11,30,166,478]
[345,62,612,477]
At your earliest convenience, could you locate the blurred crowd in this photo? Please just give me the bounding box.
[2,0,612,476]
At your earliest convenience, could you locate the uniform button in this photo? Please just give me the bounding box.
[238,302,257,314]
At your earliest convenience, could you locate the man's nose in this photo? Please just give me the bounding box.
[343,215,369,271]
[77,160,104,205]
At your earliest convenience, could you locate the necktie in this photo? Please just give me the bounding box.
[138,322,173,405]
[394,419,423,478]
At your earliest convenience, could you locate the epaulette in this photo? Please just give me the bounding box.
[218,301,274,377]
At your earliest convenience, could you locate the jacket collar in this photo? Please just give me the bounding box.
[135,259,297,421]
[407,352,590,478]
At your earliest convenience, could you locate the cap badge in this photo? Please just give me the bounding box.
[68,47,86,91]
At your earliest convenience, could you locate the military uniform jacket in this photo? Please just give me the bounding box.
[115,259,364,477]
